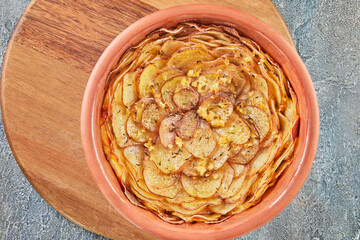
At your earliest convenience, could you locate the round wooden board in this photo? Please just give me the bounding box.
[1,0,295,239]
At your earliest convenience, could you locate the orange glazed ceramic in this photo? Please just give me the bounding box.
[81,4,319,240]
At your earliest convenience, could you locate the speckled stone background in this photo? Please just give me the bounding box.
[0,0,359,239]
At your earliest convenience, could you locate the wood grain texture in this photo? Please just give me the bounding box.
[0,0,294,239]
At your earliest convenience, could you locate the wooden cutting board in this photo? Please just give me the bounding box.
[0,0,295,239]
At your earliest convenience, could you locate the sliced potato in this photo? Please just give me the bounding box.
[183,58,226,74]
[219,171,247,199]
[181,197,222,211]
[175,110,199,140]
[150,139,191,174]
[239,106,270,142]
[173,212,224,223]
[109,154,127,184]
[210,201,238,215]
[143,157,182,198]
[129,177,164,201]
[230,163,246,178]
[141,103,166,132]
[112,106,136,147]
[110,81,123,117]
[237,90,269,113]
[161,76,188,112]
[160,40,187,57]
[213,113,251,145]
[250,75,269,99]
[173,87,199,110]
[230,138,259,164]
[123,145,144,179]
[181,167,224,198]
[126,115,153,143]
[248,146,274,177]
[197,93,234,127]
[152,69,183,98]
[216,163,235,197]
[131,97,153,125]
[122,71,139,107]
[166,189,195,204]
[143,156,180,187]
[227,64,247,94]
[159,114,182,149]
[208,143,231,171]
[191,73,235,95]
[183,120,216,158]
[139,64,159,97]
[181,157,208,177]
[225,174,257,204]
[162,201,207,216]
[167,48,213,69]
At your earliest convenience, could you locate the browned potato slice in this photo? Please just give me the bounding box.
[181,167,224,198]
[191,73,235,95]
[173,87,199,110]
[266,75,282,105]
[131,97,153,125]
[183,58,226,74]
[112,106,136,147]
[237,90,269,113]
[159,114,182,149]
[143,157,180,189]
[197,93,234,127]
[219,167,249,199]
[139,64,159,97]
[224,64,247,94]
[124,187,142,207]
[123,145,144,179]
[181,197,222,211]
[161,76,189,112]
[239,106,270,141]
[209,202,238,215]
[126,115,153,143]
[183,120,216,158]
[166,189,195,204]
[122,71,139,107]
[181,157,208,177]
[213,46,252,59]
[248,145,276,177]
[213,113,251,145]
[216,163,235,197]
[167,48,213,69]
[152,69,183,98]
[143,157,182,198]
[219,171,247,199]
[141,103,166,132]
[110,82,123,117]
[129,177,164,201]
[175,110,199,140]
[162,201,207,216]
[160,40,187,57]
[150,139,191,174]
[278,112,291,141]
[229,123,260,164]
[173,212,224,223]
[203,63,247,94]
[208,143,231,171]
[225,174,257,204]
[250,75,269,99]
[230,163,247,178]
[109,154,127,184]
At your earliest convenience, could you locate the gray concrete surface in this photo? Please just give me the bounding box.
[1,0,359,239]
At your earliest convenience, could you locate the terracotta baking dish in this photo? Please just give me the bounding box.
[81,4,319,240]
